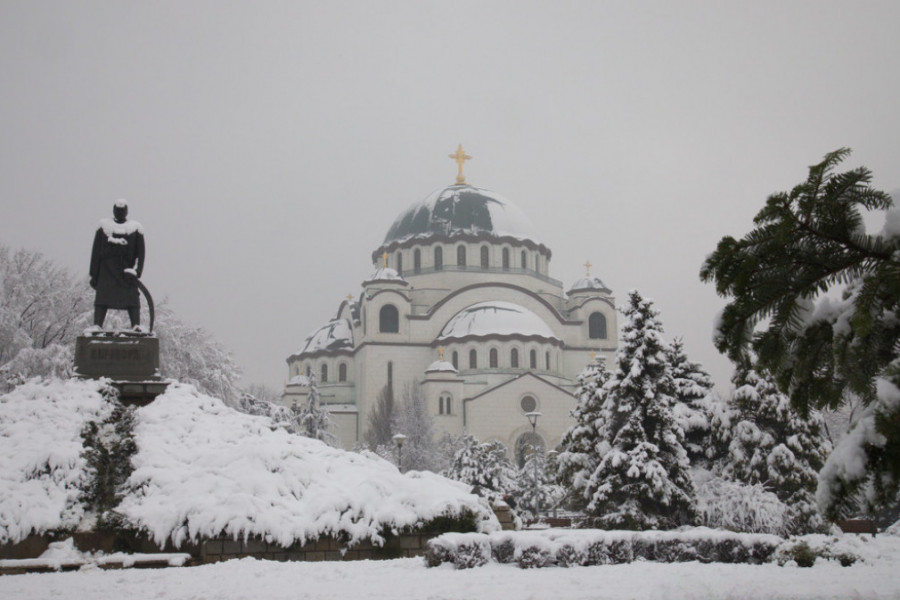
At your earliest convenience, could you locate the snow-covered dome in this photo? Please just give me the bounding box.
[567,276,611,296]
[381,184,541,248]
[425,360,459,375]
[294,319,353,356]
[363,267,407,285]
[437,301,559,343]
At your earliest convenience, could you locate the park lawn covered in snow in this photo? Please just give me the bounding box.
[2,540,900,600]
[0,379,496,548]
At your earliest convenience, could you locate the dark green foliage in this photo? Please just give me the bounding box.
[700,148,900,515]
[80,387,138,528]
[415,508,480,535]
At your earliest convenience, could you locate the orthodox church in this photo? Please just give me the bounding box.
[282,147,617,460]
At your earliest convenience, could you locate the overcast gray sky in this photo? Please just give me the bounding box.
[2,1,898,392]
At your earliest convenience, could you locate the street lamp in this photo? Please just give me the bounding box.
[524,411,542,520]
[392,433,407,472]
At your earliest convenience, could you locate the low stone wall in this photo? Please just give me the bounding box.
[199,533,432,563]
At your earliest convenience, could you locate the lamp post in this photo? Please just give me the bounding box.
[525,411,542,520]
[392,433,407,472]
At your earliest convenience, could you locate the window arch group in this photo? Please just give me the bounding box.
[379,304,399,333]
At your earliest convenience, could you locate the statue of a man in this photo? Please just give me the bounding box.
[89,200,146,330]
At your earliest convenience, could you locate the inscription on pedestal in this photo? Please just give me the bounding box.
[74,334,160,381]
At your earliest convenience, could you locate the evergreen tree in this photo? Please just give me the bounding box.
[700,148,900,515]
[444,434,516,501]
[667,337,716,466]
[513,444,563,517]
[722,368,830,534]
[555,357,612,510]
[584,290,697,530]
[292,375,338,447]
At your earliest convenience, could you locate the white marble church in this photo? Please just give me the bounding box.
[282,147,617,460]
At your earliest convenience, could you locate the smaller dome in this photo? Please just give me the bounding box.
[425,360,459,375]
[438,301,559,343]
[567,276,611,296]
[364,267,406,285]
[295,319,353,356]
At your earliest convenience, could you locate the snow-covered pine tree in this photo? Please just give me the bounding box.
[723,368,830,534]
[443,434,516,501]
[667,337,716,466]
[555,356,612,510]
[292,374,338,447]
[513,444,563,517]
[585,290,697,530]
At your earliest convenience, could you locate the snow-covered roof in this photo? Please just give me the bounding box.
[381,184,541,247]
[425,360,459,375]
[437,301,559,342]
[363,267,407,285]
[567,276,612,295]
[286,375,310,387]
[295,319,353,356]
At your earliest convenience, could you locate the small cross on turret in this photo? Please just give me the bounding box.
[584,260,592,277]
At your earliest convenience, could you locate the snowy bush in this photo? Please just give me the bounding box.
[1,379,498,550]
[426,528,783,569]
[695,472,788,535]
[0,378,113,543]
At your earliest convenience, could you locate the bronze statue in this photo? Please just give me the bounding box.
[89,200,146,330]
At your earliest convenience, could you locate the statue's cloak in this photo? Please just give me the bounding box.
[90,218,145,309]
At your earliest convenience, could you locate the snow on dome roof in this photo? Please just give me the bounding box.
[364,267,406,284]
[437,301,559,342]
[382,184,541,247]
[296,319,353,356]
[567,276,612,295]
[425,360,458,375]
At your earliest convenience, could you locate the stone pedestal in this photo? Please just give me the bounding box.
[74,332,167,405]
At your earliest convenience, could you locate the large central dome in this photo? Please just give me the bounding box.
[382,184,540,247]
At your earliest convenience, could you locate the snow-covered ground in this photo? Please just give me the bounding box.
[2,547,900,600]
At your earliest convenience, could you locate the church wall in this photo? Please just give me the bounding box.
[464,376,576,453]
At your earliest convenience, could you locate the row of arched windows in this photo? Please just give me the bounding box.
[448,347,555,372]
[297,361,350,383]
[391,244,545,275]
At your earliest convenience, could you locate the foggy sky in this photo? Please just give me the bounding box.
[2,1,899,393]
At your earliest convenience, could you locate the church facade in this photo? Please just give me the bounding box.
[282,151,617,460]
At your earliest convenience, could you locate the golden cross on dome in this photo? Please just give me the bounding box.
[449,144,472,185]
[590,350,596,363]
[584,260,592,277]
[382,251,389,268]
[347,293,354,302]
[439,346,445,361]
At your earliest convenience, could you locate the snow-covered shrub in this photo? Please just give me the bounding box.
[0,378,113,543]
[695,472,788,535]
[424,533,491,569]
[773,535,864,567]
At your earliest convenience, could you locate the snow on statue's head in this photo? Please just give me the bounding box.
[113,199,128,223]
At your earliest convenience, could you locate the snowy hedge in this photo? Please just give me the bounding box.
[0,379,498,548]
[426,529,786,569]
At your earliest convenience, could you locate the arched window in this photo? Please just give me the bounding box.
[469,349,477,369]
[396,252,402,275]
[521,250,527,270]
[387,361,393,388]
[545,351,550,371]
[379,304,399,333]
[511,348,519,368]
[489,348,498,368]
[321,363,328,383]
[338,363,347,382]
[457,245,466,268]
[305,364,311,377]
[529,349,537,369]
[414,249,421,273]
[481,245,489,269]
[438,396,444,415]
[589,312,608,339]
[502,248,510,270]
[434,246,443,270]
[439,394,452,415]
[452,351,458,370]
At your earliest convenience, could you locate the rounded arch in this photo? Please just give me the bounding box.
[457,244,467,268]
[510,347,519,369]
[489,347,499,368]
[589,312,608,339]
[480,245,490,268]
[434,245,443,270]
[379,304,399,333]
